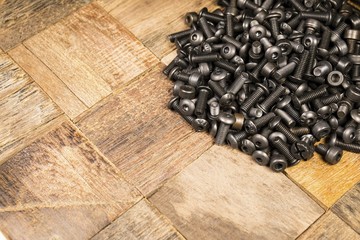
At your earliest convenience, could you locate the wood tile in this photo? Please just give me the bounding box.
[91,200,184,240]
[9,44,87,119]
[298,211,360,240]
[332,182,360,234]
[106,0,218,59]
[150,145,324,240]
[0,121,141,239]
[77,64,213,196]
[24,3,158,108]
[0,51,31,100]
[0,0,91,51]
[286,151,360,207]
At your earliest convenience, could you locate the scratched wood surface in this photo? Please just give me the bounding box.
[0,52,62,165]
[0,0,91,51]
[24,3,158,108]
[0,121,141,239]
[297,211,360,239]
[92,200,185,240]
[332,182,360,234]
[150,145,324,240]
[77,64,213,196]
[9,44,88,119]
[102,0,218,59]
[286,151,360,208]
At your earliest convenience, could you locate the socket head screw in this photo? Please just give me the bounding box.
[269,151,288,172]
[210,68,228,82]
[342,127,356,144]
[185,12,199,26]
[252,134,269,149]
[317,105,332,120]
[226,133,239,149]
[179,85,196,99]
[311,120,331,140]
[241,139,256,155]
[276,95,291,109]
[220,43,237,59]
[252,150,270,166]
[249,25,267,41]
[327,71,344,86]
[190,31,204,46]
[179,99,196,116]
[302,34,319,49]
[315,143,343,165]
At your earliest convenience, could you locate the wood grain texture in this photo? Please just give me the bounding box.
[91,200,185,240]
[150,145,324,240]
[25,3,158,108]
[286,151,360,207]
[0,0,91,51]
[9,44,88,119]
[0,52,31,100]
[298,211,360,240]
[105,0,218,58]
[77,64,213,196]
[332,182,360,234]
[0,82,62,165]
[0,121,141,239]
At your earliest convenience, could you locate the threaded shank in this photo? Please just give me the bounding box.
[276,122,300,143]
[240,88,264,112]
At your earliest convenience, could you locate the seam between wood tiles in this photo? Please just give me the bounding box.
[294,210,327,240]
[3,0,96,53]
[73,62,161,123]
[330,208,360,235]
[88,197,146,239]
[283,171,328,210]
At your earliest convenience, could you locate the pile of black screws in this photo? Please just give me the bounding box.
[164,0,360,172]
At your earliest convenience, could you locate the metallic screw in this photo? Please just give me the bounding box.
[244,112,276,134]
[292,85,328,109]
[315,143,343,164]
[270,137,298,166]
[274,108,296,128]
[290,127,311,136]
[257,85,286,113]
[269,116,299,143]
[237,0,261,11]
[329,133,360,153]
[269,150,288,172]
[226,131,248,148]
[248,58,268,82]
[299,12,333,25]
[289,50,309,83]
[168,29,194,43]
[240,83,269,113]
[216,112,236,145]
[288,0,307,11]
[208,80,226,97]
[195,86,213,117]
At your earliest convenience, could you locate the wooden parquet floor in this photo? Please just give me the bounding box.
[0,1,359,239]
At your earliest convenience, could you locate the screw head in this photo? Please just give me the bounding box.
[240,139,256,155]
[252,150,270,166]
[277,95,292,109]
[269,131,287,143]
[317,106,332,119]
[327,133,337,147]
[325,146,343,165]
[252,134,269,149]
[244,119,258,134]
[300,111,318,126]
[218,112,236,125]
[192,118,209,132]
[226,133,239,149]
[343,127,356,144]
[290,141,314,160]
[249,25,267,41]
[268,116,281,129]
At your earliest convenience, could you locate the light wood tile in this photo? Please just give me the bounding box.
[286,151,360,208]
[77,64,213,196]
[0,122,141,239]
[298,211,360,240]
[0,52,31,100]
[332,182,360,234]
[0,0,91,51]
[24,3,158,108]
[106,0,218,58]
[9,44,88,119]
[150,145,324,240]
[91,200,184,240]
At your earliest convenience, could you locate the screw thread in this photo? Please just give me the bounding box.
[254,112,276,129]
[334,22,348,36]
[234,131,248,142]
[240,88,265,112]
[283,105,302,123]
[300,12,330,22]
[289,0,307,11]
[208,80,226,97]
[328,54,339,65]
[292,50,309,80]
[348,39,357,54]
[215,123,231,145]
[299,86,327,104]
[288,15,302,29]
[305,44,318,75]
[251,58,268,77]
[202,11,225,23]
[244,0,259,10]
[175,71,190,82]
[163,59,177,76]
[328,46,338,55]
[290,127,310,136]
[275,62,297,80]
[335,140,360,153]
[321,94,341,105]
[199,17,214,38]
[195,90,210,117]
[168,29,194,42]
[258,85,286,112]
[214,60,236,73]
[275,122,300,143]
[191,53,219,63]
[319,28,331,50]
[315,143,328,155]
[228,73,248,95]
[312,98,324,110]
[270,18,280,38]
[226,14,234,37]
[271,138,297,163]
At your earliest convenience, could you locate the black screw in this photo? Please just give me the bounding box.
[195,86,213,117]
[277,96,302,124]
[291,85,328,109]
[257,85,286,113]
[240,83,269,113]
[329,133,360,153]
[226,131,248,148]
[269,116,299,143]
[216,112,236,145]
[244,112,276,134]
[315,143,343,164]
[289,50,309,83]
[270,137,299,166]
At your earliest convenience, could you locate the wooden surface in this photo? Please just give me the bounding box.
[103,0,218,58]
[0,121,141,239]
[286,151,360,207]
[77,64,213,196]
[332,182,360,234]
[92,200,185,240]
[150,145,324,240]
[0,0,91,51]
[298,211,360,239]
[0,0,359,238]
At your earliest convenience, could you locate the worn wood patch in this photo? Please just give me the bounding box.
[106,0,218,59]
[0,0,91,51]
[0,121,141,239]
[298,211,360,240]
[25,3,158,108]
[150,145,324,240]
[91,200,185,240]
[77,64,213,196]
[332,182,360,234]
[0,52,31,100]
[0,82,62,165]
[9,44,88,119]
[286,151,360,208]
